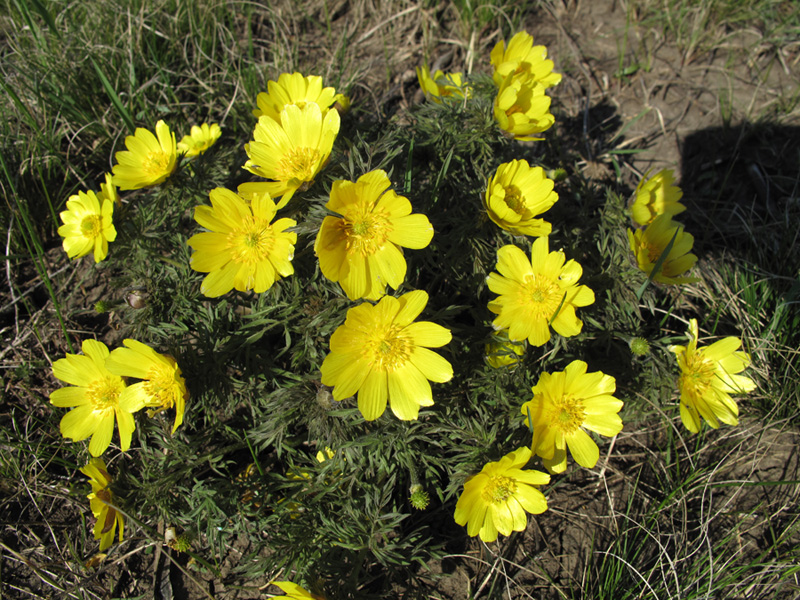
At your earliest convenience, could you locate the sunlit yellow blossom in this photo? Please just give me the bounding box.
[271,582,324,600]
[50,340,136,456]
[487,237,594,347]
[490,31,561,89]
[485,330,526,368]
[627,214,699,285]
[112,120,177,190]
[98,173,120,207]
[454,447,548,543]
[416,66,469,102]
[321,290,453,421]
[105,340,188,434]
[521,360,623,474]
[253,72,336,122]
[177,123,222,158]
[669,319,755,433]
[630,169,686,226]
[80,458,124,551]
[484,160,557,236]
[315,170,433,301]
[188,187,297,297]
[57,189,117,263]
[493,75,555,141]
[243,103,340,209]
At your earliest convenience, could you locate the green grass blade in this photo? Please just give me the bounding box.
[636,226,680,300]
[90,57,136,134]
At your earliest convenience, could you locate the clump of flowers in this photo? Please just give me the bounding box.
[178,123,222,157]
[105,339,189,434]
[521,360,623,474]
[416,66,469,102]
[49,340,137,456]
[490,31,562,89]
[320,290,453,421]
[454,447,549,542]
[57,189,117,263]
[484,159,558,236]
[242,103,340,208]
[493,75,555,141]
[487,237,595,346]
[628,214,699,285]
[188,187,297,297]
[315,170,433,300]
[669,319,755,433]
[81,458,125,551]
[630,169,686,226]
[112,120,177,190]
[253,72,336,122]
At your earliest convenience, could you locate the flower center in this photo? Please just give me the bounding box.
[277,147,321,183]
[503,186,526,214]
[363,324,411,372]
[142,151,171,177]
[680,353,716,402]
[341,211,392,257]
[226,216,275,265]
[519,274,564,320]
[81,215,102,238]
[86,376,123,412]
[481,474,517,504]
[143,361,182,410]
[548,394,586,435]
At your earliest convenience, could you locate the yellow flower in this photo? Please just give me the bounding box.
[187,187,297,297]
[485,330,526,368]
[627,214,699,285]
[493,75,555,141]
[57,189,117,263]
[80,458,124,551]
[416,66,469,102]
[333,93,351,114]
[490,31,562,89]
[320,290,453,421]
[242,103,340,209]
[454,447,549,543]
[177,123,222,158]
[484,160,557,236]
[50,340,136,456]
[314,170,433,301]
[270,582,324,600]
[252,72,337,122]
[105,339,188,434]
[521,360,623,474]
[112,120,177,190]
[669,319,755,433]
[487,237,595,347]
[630,169,686,226]
[98,173,120,207]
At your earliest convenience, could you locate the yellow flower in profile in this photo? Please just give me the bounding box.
[98,173,120,207]
[320,290,453,421]
[271,582,323,600]
[487,237,594,347]
[57,190,117,263]
[177,123,222,158]
[105,340,189,434]
[490,31,562,89]
[50,340,136,456]
[493,75,555,141]
[333,92,351,114]
[669,319,755,433]
[242,103,340,208]
[484,160,557,236]
[630,169,686,226]
[314,170,433,301]
[80,458,124,551]
[187,187,297,297]
[252,72,336,122]
[454,447,549,543]
[521,360,623,474]
[485,330,526,368]
[627,214,699,285]
[112,120,177,190]
[416,66,469,102]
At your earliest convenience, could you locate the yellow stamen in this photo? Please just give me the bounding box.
[227,216,275,265]
[277,147,321,182]
[519,274,562,319]
[142,151,171,177]
[86,376,122,412]
[81,215,102,238]
[481,474,517,504]
[363,325,411,372]
[547,394,585,435]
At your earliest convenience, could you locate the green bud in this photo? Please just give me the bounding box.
[630,337,650,357]
[409,484,430,510]
[94,300,111,314]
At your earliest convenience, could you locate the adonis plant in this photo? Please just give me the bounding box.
[30,21,766,600]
